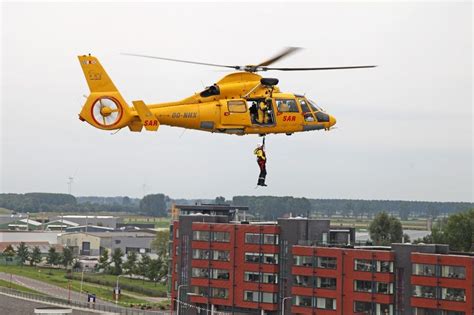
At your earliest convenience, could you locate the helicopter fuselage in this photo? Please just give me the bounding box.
[78,55,336,135]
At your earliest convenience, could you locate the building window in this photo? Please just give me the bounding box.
[316,277,336,290]
[243,291,277,303]
[376,282,394,294]
[193,231,210,241]
[191,268,209,278]
[245,252,278,264]
[191,286,208,297]
[354,301,372,313]
[262,273,278,284]
[262,253,278,264]
[262,292,277,303]
[294,275,312,287]
[212,250,230,261]
[244,291,259,302]
[441,287,466,302]
[355,259,374,272]
[377,260,394,273]
[244,272,260,282]
[211,287,228,299]
[441,265,465,279]
[192,249,210,260]
[412,263,436,277]
[247,272,278,284]
[245,233,260,244]
[263,234,279,245]
[211,269,230,280]
[318,256,337,269]
[294,255,313,267]
[212,231,230,242]
[377,304,393,315]
[354,280,372,293]
[294,295,313,307]
[245,252,261,263]
[316,297,336,310]
[412,285,436,299]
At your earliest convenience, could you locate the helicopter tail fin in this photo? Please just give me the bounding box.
[78,55,118,93]
[78,55,135,130]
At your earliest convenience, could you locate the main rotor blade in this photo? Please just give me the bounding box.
[262,65,377,71]
[122,53,239,70]
[257,47,302,67]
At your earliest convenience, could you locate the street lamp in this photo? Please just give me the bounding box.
[115,274,123,304]
[281,296,292,315]
[176,284,188,315]
[80,266,85,293]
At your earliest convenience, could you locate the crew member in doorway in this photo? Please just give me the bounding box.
[258,100,269,124]
[254,143,267,186]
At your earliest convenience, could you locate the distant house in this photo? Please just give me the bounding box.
[58,230,157,258]
[43,219,79,231]
[65,225,114,233]
[53,215,121,228]
[1,218,43,231]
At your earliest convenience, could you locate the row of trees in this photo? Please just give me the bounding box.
[369,209,474,252]
[0,193,168,216]
[97,248,167,283]
[416,209,474,252]
[232,196,472,220]
[3,243,76,267]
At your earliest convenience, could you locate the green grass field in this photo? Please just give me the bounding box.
[0,207,12,215]
[123,216,171,228]
[0,265,165,307]
[321,216,429,231]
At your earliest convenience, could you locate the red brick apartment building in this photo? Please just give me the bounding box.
[168,204,473,315]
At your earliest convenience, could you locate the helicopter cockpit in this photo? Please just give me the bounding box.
[295,96,330,123]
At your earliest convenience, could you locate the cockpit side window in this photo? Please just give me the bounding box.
[308,99,324,112]
[276,99,299,113]
[298,99,315,122]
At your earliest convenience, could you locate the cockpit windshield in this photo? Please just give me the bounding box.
[308,99,324,112]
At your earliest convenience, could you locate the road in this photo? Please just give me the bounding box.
[0,271,169,304]
[0,271,116,306]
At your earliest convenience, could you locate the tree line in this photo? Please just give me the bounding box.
[232,196,472,220]
[0,193,167,216]
[2,242,75,268]
[1,193,471,219]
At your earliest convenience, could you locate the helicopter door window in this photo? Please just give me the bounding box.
[276,99,299,113]
[298,99,315,122]
[227,100,247,113]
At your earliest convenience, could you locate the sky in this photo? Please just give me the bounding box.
[1,2,472,202]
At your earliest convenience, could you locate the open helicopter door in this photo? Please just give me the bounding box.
[219,99,252,127]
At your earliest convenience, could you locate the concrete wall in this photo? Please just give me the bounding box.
[0,231,59,244]
[100,236,156,254]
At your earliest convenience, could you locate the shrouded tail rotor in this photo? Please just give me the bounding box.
[91,97,123,127]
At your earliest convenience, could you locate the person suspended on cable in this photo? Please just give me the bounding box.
[254,142,267,187]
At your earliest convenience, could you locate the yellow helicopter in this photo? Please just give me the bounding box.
[78,48,375,136]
